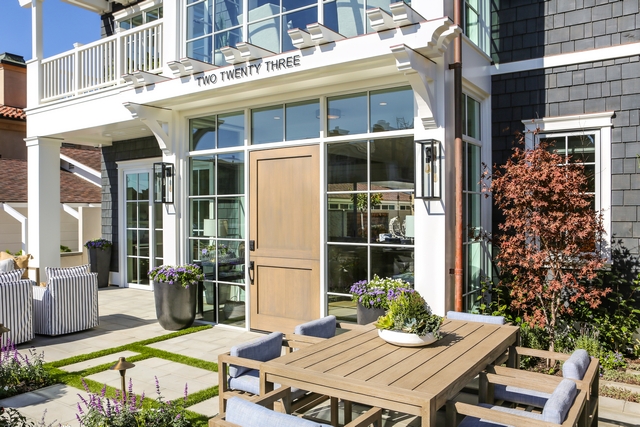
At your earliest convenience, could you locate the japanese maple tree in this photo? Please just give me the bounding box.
[485,133,610,352]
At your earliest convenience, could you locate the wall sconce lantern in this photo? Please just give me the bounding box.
[415,139,441,200]
[153,162,174,204]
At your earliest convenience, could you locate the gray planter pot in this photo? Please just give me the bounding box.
[153,281,197,330]
[356,302,386,325]
[88,247,111,288]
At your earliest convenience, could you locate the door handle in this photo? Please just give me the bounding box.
[249,261,255,284]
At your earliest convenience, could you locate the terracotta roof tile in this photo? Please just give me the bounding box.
[0,159,101,203]
[61,146,101,171]
[0,105,26,120]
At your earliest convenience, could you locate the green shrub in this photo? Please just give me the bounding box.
[600,351,628,372]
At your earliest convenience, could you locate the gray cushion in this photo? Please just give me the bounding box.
[228,369,307,400]
[562,349,590,380]
[0,257,14,272]
[493,384,551,408]
[446,311,505,325]
[542,379,577,424]
[229,331,283,378]
[226,396,331,427]
[294,316,336,339]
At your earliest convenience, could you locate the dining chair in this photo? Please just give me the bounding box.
[484,348,598,427]
[446,311,506,325]
[447,378,586,427]
[0,275,34,346]
[210,387,383,427]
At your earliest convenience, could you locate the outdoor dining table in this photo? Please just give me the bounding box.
[259,319,519,427]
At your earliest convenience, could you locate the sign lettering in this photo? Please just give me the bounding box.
[196,55,300,87]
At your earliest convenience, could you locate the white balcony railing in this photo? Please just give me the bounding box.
[40,21,163,103]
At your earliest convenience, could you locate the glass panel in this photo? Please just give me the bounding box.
[126,174,138,201]
[191,115,217,151]
[465,241,482,299]
[327,193,368,243]
[138,202,149,228]
[187,0,213,39]
[191,156,215,196]
[127,230,137,256]
[327,93,367,137]
[218,283,246,326]
[214,0,243,31]
[328,294,356,323]
[139,258,150,285]
[285,99,319,140]
[252,105,284,144]
[540,136,564,153]
[214,28,243,66]
[584,164,595,193]
[327,141,368,191]
[187,36,213,63]
[323,0,364,38]
[139,173,149,200]
[155,230,163,258]
[146,8,161,22]
[468,193,481,236]
[465,95,480,139]
[370,246,414,286]
[465,5,479,46]
[327,245,368,293]
[191,199,216,237]
[466,143,481,193]
[249,1,280,21]
[370,137,415,190]
[249,16,281,53]
[154,202,163,229]
[371,192,414,244]
[568,134,596,163]
[218,153,245,195]
[201,281,216,322]
[139,230,150,257]
[131,14,144,28]
[218,111,245,148]
[218,197,246,239]
[126,203,137,228]
[370,87,413,132]
[119,20,131,30]
[283,0,315,10]
[282,7,318,52]
[218,240,245,284]
[127,257,138,283]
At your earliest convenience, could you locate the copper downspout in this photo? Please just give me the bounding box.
[453,0,464,312]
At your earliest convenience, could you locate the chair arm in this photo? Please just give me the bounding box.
[250,386,293,409]
[487,365,564,389]
[484,371,561,394]
[208,418,237,427]
[345,407,382,427]
[337,322,361,331]
[284,333,326,350]
[218,353,266,371]
[513,346,571,361]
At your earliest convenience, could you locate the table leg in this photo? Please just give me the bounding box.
[421,400,437,427]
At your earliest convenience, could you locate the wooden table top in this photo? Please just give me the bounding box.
[261,320,519,424]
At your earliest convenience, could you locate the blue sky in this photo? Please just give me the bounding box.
[0,0,101,61]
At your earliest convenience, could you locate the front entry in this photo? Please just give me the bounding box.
[249,145,320,332]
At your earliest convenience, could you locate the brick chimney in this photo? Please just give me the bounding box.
[0,53,27,109]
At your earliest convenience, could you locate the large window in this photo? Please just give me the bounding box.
[464,0,489,55]
[251,99,320,144]
[185,0,411,64]
[116,3,163,30]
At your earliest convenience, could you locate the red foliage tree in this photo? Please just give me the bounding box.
[485,133,610,351]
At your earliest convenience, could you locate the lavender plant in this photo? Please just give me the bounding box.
[0,341,51,399]
[83,238,112,251]
[350,275,414,310]
[76,377,190,427]
[147,264,203,289]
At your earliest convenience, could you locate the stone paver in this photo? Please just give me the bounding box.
[61,350,139,373]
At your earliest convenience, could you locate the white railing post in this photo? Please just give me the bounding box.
[74,43,83,97]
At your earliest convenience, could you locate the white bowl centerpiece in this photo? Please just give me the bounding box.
[375,290,443,347]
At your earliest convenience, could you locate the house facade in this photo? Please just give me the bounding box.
[23,0,501,332]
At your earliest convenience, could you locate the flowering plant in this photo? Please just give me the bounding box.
[201,243,228,259]
[0,408,56,427]
[375,290,443,337]
[350,275,414,310]
[76,377,190,427]
[84,238,112,251]
[148,264,203,288]
[0,340,52,399]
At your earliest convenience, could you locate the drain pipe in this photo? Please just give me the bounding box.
[452,0,464,312]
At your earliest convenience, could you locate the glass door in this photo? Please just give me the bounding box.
[125,171,163,289]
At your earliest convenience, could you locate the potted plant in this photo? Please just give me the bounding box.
[375,290,443,347]
[148,264,203,330]
[350,275,414,325]
[84,238,112,288]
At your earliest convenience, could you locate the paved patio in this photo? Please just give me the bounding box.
[1,287,638,426]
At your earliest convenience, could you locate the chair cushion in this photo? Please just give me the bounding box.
[294,316,336,339]
[0,269,25,283]
[457,403,543,427]
[228,369,307,400]
[229,331,283,378]
[226,396,331,427]
[493,384,551,408]
[0,252,31,279]
[562,349,590,380]
[446,311,505,325]
[542,379,577,424]
[0,257,14,272]
[46,264,90,278]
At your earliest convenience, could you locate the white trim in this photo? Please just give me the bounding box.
[113,0,162,20]
[492,42,640,75]
[522,112,615,133]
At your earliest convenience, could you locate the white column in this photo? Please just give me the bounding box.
[31,0,44,61]
[24,0,44,107]
[162,0,179,75]
[27,137,63,282]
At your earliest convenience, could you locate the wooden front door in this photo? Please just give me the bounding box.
[249,145,320,332]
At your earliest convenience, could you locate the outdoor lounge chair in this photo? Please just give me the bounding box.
[32,268,99,336]
[447,377,587,427]
[0,274,35,346]
[483,348,599,427]
[210,387,383,427]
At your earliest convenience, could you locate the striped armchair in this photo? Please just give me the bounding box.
[0,278,35,347]
[32,272,99,336]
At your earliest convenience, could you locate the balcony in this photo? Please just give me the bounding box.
[37,20,163,104]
